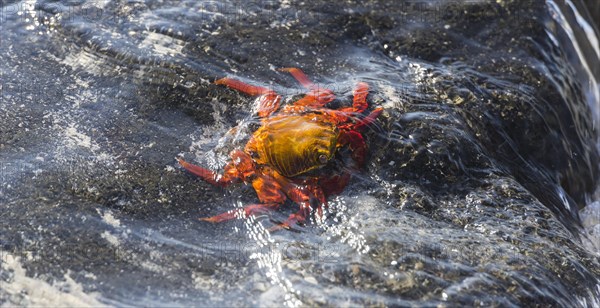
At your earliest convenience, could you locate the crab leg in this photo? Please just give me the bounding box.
[349,107,384,132]
[337,82,369,113]
[310,185,327,218]
[214,78,270,96]
[269,182,327,231]
[177,158,237,187]
[201,203,281,223]
[352,82,369,112]
[279,67,335,107]
[177,150,255,187]
[215,77,281,117]
[252,175,287,203]
[331,108,383,169]
[278,67,315,89]
[338,130,367,167]
[319,172,351,196]
[269,207,311,232]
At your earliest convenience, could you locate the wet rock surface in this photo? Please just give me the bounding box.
[1,0,599,306]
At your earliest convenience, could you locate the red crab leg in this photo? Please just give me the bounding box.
[201,203,281,223]
[215,77,272,95]
[333,108,383,169]
[177,158,237,187]
[279,67,336,108]
[252,175,287,204]
[339,130,367,167]
[352,82,369,113]
[269,207,311,232]
[338,82,369,113]
[311,185,327,219]
[319,172,351,197]
[215,77,281,117]
[177,150,255,187]
[340,82,369,113]
[278,67,315,89]
[291,88,336,108]
[201,173,287,224]
[340,107,383,132]
[269,183,327,231]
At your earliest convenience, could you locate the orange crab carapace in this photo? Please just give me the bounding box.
[178,68,383,230]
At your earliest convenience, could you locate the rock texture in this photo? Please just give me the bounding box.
[1,0,599,306]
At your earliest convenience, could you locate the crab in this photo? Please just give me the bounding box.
[178,68,383,230]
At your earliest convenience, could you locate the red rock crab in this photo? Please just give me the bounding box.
[178,68,383,230]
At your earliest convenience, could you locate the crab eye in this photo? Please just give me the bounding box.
[318,154,328,164]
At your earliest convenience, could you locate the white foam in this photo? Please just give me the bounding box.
[138,31,185,57]
[97,209,121,228]
[0,253,103,306]
[64,125,92,148]
[580,201,600,254]
[101,231,120,247]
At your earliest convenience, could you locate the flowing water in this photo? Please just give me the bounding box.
[1,0,600,306]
